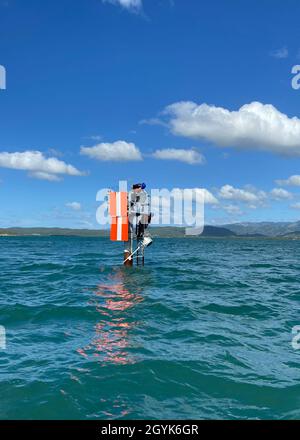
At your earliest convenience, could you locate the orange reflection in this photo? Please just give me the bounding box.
[77,268,144,365]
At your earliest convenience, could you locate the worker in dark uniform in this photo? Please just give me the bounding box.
[129,183,152,238]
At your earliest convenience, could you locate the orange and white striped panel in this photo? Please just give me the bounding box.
[110,216,128,242]
[109,191,128,241]
[109,191,127,218]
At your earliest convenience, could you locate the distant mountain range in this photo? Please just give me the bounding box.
[223,221,300,237]
[1,222,300,238]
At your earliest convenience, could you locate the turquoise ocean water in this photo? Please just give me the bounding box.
[1,236,300,420]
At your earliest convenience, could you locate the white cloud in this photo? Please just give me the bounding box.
[270,47,288,59]
[223,204,243,215]
[164,101,300,155]
[29,171,61,182]
[0,151,85,181]
[216,184,294,209]
[291,202,300,210]
[151,188,218,210]
[47,148,63,157]
[152,148,205,165]
[270,188,293,200]
[140,117,169,128]
[87,135,102,141]
[219,184,266,203]
[201,189,219,205]
[81,140,142,162]
[276,175,300,186]
[66,202,82,211]
[103,0,142,12]
[172,188,218,205]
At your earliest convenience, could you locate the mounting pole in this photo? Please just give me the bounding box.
[124,221,133,266]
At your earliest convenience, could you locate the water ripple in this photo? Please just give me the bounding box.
[0,236,300,419]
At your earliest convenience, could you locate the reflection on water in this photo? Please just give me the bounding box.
[77,268,144,365]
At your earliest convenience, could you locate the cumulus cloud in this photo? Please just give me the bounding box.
[29,171,62,182]
[270,188,293,200]
[217,184,294,209]
[152,148,205,165]
[291,202,300,210]
[164,101,300,155]
[223,204,243,215]
[276,175,300,186]
[270,47,288,59]
[219,185,266,203]
[200,189,218,205]
[151,188,218,209]
[171,188,218,205]
[103,0,142,12]
[0,151,85,181]
[81,140,142,162]
[66,202,82,211]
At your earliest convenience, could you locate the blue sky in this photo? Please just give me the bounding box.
[1,0,300,228]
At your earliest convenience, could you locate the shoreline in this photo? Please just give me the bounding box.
[0,234,299,240]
